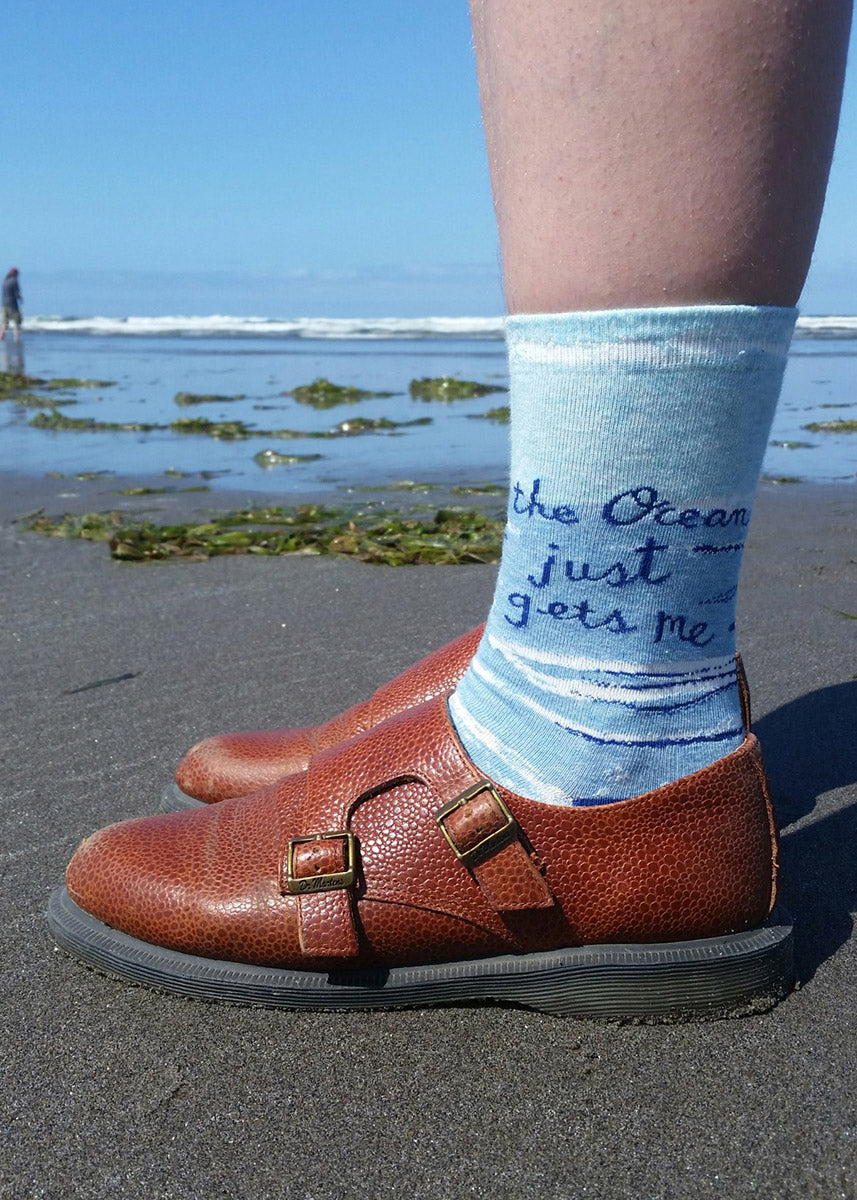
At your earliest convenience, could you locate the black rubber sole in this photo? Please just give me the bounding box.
[48,887,795,1021]
[160,781,205,812]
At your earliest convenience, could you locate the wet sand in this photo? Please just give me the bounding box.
[2,476,856,1199]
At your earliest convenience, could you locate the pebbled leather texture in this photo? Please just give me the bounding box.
[67,693,778,972]
[174,625,484,803]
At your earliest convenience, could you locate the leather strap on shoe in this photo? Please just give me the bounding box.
[435,780,554,911]
[285,744,366,957]
[284,699,555,957]
[285,830,359,957]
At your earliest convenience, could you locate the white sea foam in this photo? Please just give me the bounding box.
[22,314,508,339]
[20,313,857,341]
[19,312,857,342]
[791,316,857,339]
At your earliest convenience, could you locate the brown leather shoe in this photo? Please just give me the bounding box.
[164,623,754,813]
[162,625,485,812]
[53,692,790,1020]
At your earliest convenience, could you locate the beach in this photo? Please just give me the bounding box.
[7,0,857,1188]
[2,318,856,496]
[2,466,856,1197]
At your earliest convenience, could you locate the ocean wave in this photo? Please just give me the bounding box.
[20,313,857,340]
[791,316,857,339]
[22,314,507,340]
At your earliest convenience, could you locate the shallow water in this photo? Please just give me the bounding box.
[1,332,855,492]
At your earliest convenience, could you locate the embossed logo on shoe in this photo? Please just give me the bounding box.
[285,831,357,895]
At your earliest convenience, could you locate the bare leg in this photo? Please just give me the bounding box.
[447,0,852,804]
[471,0,851,312]
[53,1,853,1017]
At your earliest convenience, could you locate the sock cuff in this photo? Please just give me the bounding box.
[505,305,797,371]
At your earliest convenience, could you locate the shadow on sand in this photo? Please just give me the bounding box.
[754,680,857,985]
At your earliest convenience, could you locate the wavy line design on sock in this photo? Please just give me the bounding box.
[488,639,739,701]
[467,658,740,749]
[486,630,736,679]
[560,723,745,750]
[447,694,570,804]
[472,652,738,713]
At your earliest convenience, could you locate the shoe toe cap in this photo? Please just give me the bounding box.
[65,786,304,964]
[175,727,316,802]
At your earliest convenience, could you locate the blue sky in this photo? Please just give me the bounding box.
[4,1,856,316]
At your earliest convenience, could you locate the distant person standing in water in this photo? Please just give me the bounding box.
[1,268,23,342]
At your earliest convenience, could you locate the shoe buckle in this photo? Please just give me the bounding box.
[285,831,357,895]
[435,781,517,867]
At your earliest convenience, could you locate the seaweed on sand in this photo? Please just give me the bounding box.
[467,406,510,423]
[349,480,444,493]
[29,410,431,441]
[41,377,114,390]
[170,417,254,439]
[26,504,504,566]
[285,379,395,409]
[9,392,79,408]
[174,392,246,406]
[116,485,212,495]
[332,416,432,435]
[451,482,506,495]
[1,371,113,397]
[30,410,162,433]
[803,419,857,433]
[409,377,507,401]
[0,371,44,396]
[253,450,324,468]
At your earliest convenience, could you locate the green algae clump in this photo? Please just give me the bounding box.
[26,511,124,541]
[0,373,83,406]
[0,371,44,395]
[468,405,510,423]
[253,449,324,468]
[286,379,394,409]
[170,417,254,439]
[409,377,506,401]
[26,504,503,567]
[10,391,78,408]
[1,371,113,398]
[333,416,431,435]
[803,419,857,433]
[41,377,114,390]
[174,392,246,406]
[26,402,433,445]
[116,485,212,495]
[451,482,506,495]
[350,480,444,493]
[30,410,162,433]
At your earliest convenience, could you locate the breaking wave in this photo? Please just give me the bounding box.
[21,313,857,340]
[23,314,507,339]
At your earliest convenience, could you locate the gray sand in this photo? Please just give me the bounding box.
[2,478,856,1199]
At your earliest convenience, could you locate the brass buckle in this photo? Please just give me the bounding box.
[285,831,357,895]
[435,781,517,867]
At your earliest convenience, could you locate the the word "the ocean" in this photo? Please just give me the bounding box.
[603,486,750,529]
[511,478,579,525]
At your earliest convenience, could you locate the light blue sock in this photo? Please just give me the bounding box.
[449,305,796,806]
